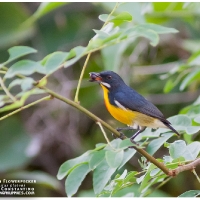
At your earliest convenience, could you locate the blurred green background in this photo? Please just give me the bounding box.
[0,2,199,197]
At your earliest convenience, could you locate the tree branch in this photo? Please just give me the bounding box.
[168,158,200,176]
[37,85,170,175]
[0,95,52,121]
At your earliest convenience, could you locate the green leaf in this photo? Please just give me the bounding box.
[125,26,159,46]
[137,23,178,34]
[169,140,187,159]
[147,133,173,155]
[57,150,93,180]
[93,160,116,194]
[0,88,45,113]
[5,60,45,78]
[0,95,11,107]
[118,148,136,169]
[98,14,110,22]
[168,115,191,126]
[9,79,23,89]
[169,140,200,161]
[93,29,109,39]
[43,51,69,74]
[9,77,34,91]
[139,163,158,192]
[178,190,200,197]
[21,77,34,91]
[32,2,68,19]
[64,46,86,68]
[111,12,132,23]
[65,163,90,197]
[0,4,35,49]
[0,117,31,172]
[167,115,200,135]
[119,138,136,149]
[101,41,129,71]
[164,79,175,93]
[2,46,37,65]
[150,168,160,177]
[98,12,132,24]
[89,150,105,170]
[180,68,200,91]
[124,171,137,183]
[185,141,200,160]
[106,150,124,168]
[194,115,200,123]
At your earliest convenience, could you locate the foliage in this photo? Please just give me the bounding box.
[0,2,200,197]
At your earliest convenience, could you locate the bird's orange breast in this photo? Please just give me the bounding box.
[100,84,165,129]
[100,84,137,125]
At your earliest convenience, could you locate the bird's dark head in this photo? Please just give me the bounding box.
[89,71,124,89]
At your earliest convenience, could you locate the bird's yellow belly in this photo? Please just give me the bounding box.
[101,84,166,129]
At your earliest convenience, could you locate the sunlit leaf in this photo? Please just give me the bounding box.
[42,51,69,74]
[164,79,175,93]
[169,140,187,159]
[0,117,31,172]
[32,2,68,19]
[2,46,37,66]
[125,26,159,46]
[89,150,105,170]
[178,190,200,197]
[57,150,93,180]
[106,150,124,168]
[147,133,173,155]
[65,163,90,197]
[118,148,136,169]
[137,23,178,34]
[180,68,200,91]
[194,115,200,123]
[64,46,86,68]
[9,77,34,91]
[99,12,132,25]
[5,60,45,78]
[93,160,116,194]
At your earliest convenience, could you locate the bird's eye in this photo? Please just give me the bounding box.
[107,75,112,80]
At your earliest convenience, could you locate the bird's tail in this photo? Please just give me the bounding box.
[162,119,180,137]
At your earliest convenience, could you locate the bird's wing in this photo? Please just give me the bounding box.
[114,89,165,120]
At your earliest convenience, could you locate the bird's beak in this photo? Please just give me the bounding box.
[89,72,102,82]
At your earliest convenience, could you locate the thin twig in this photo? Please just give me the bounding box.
[0,76,17,102]
[74,2,119,103]
[96,121,114,150]
[0,95,51,121]
[101,2,119,28]
[74,53,91,103]
[192,169,200,183]
[168,158,200,176]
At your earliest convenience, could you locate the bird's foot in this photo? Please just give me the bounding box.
[112,129,125,140]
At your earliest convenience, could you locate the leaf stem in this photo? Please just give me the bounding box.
[96,121,114,150]
[192,169,200,183]
[0,76,17,102]
[0,95,51,121]
[102,2,119,28]
[74,2,119,103]
[74,53,91,103]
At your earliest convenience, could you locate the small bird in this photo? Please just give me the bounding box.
[89,71,180,142]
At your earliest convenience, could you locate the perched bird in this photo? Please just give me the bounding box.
[89,70,180,142]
